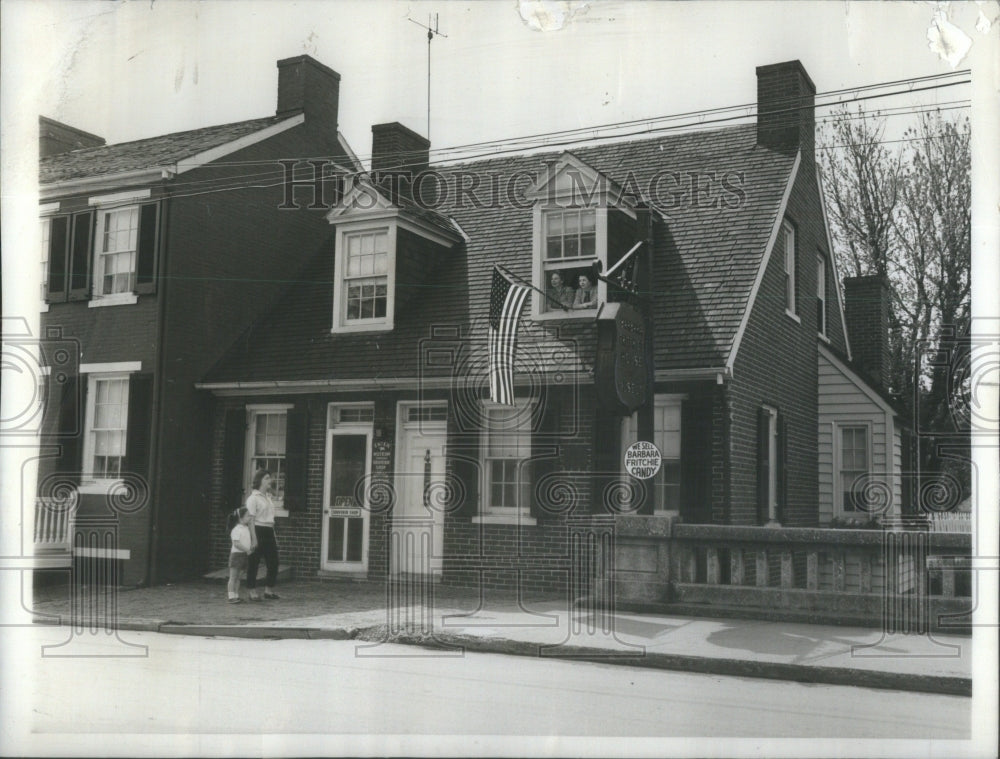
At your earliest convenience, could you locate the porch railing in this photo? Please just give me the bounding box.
[34,495,77,552]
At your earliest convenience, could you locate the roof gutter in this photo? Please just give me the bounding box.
[40,167,169,200]
[196,371,594,397]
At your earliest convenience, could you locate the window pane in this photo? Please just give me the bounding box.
[546,213,563,236]
[546,238,562,260]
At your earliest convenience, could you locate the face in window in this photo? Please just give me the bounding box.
[549,272,564,289]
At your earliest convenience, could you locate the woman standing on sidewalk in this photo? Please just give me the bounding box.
[245,469,280,601]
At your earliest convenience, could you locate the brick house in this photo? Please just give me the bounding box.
[35,56,358,585]
[194,59,902,594]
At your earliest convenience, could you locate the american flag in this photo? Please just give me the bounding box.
[488,266,530,406]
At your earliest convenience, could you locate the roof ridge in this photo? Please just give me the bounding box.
[39,113,291,163]
[427,122,755,173]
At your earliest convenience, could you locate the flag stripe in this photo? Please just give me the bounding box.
[488,267,530,406]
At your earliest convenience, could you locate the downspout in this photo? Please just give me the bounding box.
[145,189,171,585]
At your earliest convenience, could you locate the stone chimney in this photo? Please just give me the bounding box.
[371,122,430,202]
[39,116,105,157]
[756,60,815,161]
[843,275,892,391]
[276,55,340,130]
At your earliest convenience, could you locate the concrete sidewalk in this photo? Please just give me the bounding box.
[31,578,972,696]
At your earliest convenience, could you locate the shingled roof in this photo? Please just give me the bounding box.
[40,115,290,184]
[203,124,798,385]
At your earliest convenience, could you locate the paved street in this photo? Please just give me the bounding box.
[8,626,970,748]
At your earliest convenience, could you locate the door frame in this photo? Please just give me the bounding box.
[320,404,374,573]
[393,401,449,575]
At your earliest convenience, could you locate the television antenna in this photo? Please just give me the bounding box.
[407,13,447,141]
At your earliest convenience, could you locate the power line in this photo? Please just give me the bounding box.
[40,77,971,206]
[117,68,969,170]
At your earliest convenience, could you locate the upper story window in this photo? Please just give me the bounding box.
[344,229,389,322]
[331,221,397,333]
[42,193,159,307]
[781,220,797,317]
[541,208,599,313]
[816,252,827,336]
[95,206,139,296]
[528,155,639,321]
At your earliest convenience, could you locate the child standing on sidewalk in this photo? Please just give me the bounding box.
[228,507,255,604]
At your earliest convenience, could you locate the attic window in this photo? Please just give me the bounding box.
[332,222,397,333]
[540,208,600,313]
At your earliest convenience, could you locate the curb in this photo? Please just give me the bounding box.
[31,617,970,697]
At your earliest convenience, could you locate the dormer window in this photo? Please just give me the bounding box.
[343,229,389,322]
[327,177,460,334]
[526,152,637,320]
[541,208,600,314]
[332,222,397,332]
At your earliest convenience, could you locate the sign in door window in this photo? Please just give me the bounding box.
[327,434,368,563]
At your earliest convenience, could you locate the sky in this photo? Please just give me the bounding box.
[1,0,996,161]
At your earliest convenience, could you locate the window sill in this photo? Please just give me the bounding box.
[40,303,50,313]
[330,321,394,335]
[76,480,122,495]
[273,507,289,518]
[784,309,801,324]
[89,294,139,308]
[473,514,537,526]
[531,308,598,323]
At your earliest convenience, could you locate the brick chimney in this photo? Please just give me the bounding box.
[276,55,340,130]
[371,122,430,202]
[756,60,815,161]
[39,116,105,157]
[843,275,892,391]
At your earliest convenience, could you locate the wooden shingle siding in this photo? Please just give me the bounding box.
[818,350,899,523]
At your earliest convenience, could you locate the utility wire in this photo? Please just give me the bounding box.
[41,77,971,206]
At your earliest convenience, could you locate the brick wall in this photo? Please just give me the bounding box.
[727,161,822,527]
[156,122,344,580]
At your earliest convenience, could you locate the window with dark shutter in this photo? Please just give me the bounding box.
[125,374,154,501]
[776,414,788,524]
[530,392,561,520]
[135,202,160,294]
[55,374,85,485]
[46,216,70,303]
[68,211,94,300]
[282,406,308,510]
[222,407,247,512]
[756,407,771,524]
[680,395,712,524]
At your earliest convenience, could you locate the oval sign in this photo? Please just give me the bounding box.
[624,440,661,480]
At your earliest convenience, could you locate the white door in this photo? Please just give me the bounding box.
[393,407,448,575]
[321,429,371,572]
